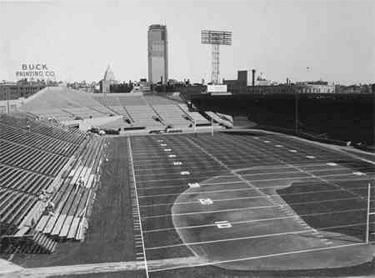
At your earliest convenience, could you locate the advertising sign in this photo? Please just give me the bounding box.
[207,84,227,93]
[15,64,56,80]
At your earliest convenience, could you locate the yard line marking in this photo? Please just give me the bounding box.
[134,164,226,172]
[198,198,213,205]
[199,180,244,186]
[188,182,200,188]
[145,228,314,250]
[142,204,278,219]
[138,186,257,198]
[139,186,370,208]
[306,168,352,174]
[128,137,149,278]
[144,217,374,234]
[149,242,373,273]
[136,174,231,184]
[241,170,305,177]
[180,171,190,175]
[146,218,371,252]
[137,184,189,190]
[353,171,366,176]
[134,169,225,178]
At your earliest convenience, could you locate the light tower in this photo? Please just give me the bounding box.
[201,30,232,84]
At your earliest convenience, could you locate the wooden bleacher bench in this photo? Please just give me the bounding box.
[1,114,106,253]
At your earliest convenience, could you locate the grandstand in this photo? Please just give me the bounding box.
[1,89,230,255]
[19,88,233,133]
[20,87,114,122]
[0,88,374,278]
[0,113,106,254]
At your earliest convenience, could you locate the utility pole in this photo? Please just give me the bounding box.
[366,183,374,244]
[295,87,299,135]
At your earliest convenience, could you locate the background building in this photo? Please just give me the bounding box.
[100,65,117,94]
[148,24,168,84]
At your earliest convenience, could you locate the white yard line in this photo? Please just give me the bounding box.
[149,241,374,273]
[142,204,278,219]
[138,186,254,198]
[145,228,315,250]
[144,211,372,233]
[139,187,370,208]
[138,180,245,190]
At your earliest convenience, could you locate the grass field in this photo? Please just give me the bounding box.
[8,130,375,278]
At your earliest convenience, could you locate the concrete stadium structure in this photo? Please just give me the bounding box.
[0,87,374,278]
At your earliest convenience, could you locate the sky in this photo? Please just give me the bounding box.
[0,0,374,84]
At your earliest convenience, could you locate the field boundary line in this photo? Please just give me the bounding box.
[128,137,149,278]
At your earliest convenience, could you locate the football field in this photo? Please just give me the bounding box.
[127,130,375,277]
[8,130,374,278]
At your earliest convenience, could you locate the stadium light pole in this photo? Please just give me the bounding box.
[201,30,232,84]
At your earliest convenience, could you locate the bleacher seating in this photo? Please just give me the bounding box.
[35,136,104,241]
[205,111,233,128]
[20,87,113,122]
[152,104,191,128]
[19,88,222,131]
[177,104,210,126]
[0,113,105,254]
[126,105,164,128]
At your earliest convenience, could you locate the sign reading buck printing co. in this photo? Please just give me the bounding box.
[15,63,55,79]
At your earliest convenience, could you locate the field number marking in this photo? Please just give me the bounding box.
[188,182,200,188]
[215,221,232,229]
[199,198,213,205]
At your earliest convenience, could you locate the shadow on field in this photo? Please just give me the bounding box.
[220,130,267,137]
[277,181,370,242]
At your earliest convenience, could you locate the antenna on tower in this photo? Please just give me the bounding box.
[201,30,232,84]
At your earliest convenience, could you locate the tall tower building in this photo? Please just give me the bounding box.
[148,24,168,84]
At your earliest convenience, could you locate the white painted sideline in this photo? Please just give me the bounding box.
[128,137,149,278]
